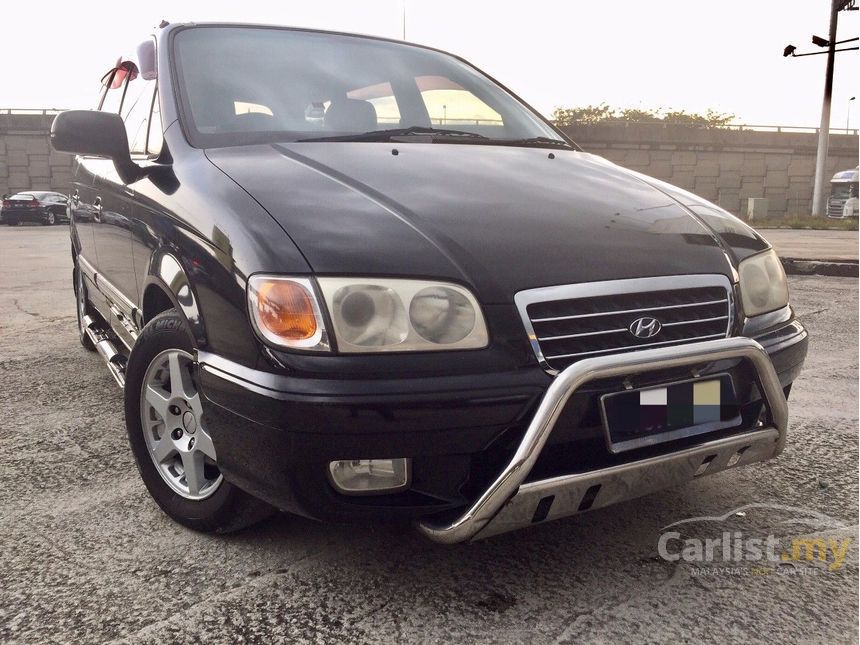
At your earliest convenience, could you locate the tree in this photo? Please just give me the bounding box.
[551,104,614,126]
[552,105,735,129]
[617,108,661,123]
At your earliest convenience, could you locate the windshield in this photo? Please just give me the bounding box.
[172,26,566,148]
[831,183,858,198]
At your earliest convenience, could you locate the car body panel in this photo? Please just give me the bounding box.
[72,124,312,361]
[206,143,737,303]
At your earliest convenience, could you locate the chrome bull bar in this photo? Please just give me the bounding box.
[416,337,788,544]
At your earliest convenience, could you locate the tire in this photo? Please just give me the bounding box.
[124,309,275,533]
[74,264,96,351]
[43,212,55,226]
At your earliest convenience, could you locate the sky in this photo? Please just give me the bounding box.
[0,0,857,129]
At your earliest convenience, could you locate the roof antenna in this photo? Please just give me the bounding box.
[402,0,406,40]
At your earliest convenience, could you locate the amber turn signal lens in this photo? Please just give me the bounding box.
[255,280,318,340]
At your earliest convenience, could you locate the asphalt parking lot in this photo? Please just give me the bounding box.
[0,225,857,644]
[762,229,858,262]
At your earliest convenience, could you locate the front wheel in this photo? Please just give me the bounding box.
[43,212,56,225]
[124,309,274,532]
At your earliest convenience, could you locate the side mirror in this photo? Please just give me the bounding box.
[50,110,144,184]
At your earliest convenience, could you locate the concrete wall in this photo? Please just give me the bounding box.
[1,113,857,218]
[0,113,73,197]
[561,122,859,217]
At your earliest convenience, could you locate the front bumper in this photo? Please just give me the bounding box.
[198,322,806,538]
[417,337,786,543]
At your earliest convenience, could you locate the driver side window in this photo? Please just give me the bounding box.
[122,76,157,156]
[98,70,127,114]
[96,60,161,157]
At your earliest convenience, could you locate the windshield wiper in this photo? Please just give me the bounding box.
[297,126,489,143]
[297,128,575,150]
[494,136,574,149]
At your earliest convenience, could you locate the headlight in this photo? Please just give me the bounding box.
[317,277,488,353]
[247,275,330,351]
[738,249,789,317]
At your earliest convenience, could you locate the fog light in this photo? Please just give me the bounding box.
[328,458,411,495]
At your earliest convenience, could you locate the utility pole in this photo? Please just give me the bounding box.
[811,0,842,216]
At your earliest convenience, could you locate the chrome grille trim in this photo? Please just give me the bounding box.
[530,298,729,323]
[662,315,729,328]
[515,275,735,375]
[538,327,628,341]
[544,332,728,361]
[538,314,731,342]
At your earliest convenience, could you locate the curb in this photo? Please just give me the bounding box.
[780,257,859,278]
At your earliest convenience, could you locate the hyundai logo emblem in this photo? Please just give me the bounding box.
[629,316,662,339]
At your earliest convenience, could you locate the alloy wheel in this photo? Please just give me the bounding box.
[139,349,222,500]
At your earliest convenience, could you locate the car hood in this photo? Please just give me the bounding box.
[206,143,738,303]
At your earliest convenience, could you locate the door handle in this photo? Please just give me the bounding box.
[93,196,103,222]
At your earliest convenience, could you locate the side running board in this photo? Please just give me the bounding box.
[82,315,127,388]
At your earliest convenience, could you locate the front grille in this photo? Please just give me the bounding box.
[516,275,733,373]
[828,197,847,218]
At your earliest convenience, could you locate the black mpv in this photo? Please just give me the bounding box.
[51,23,807,543]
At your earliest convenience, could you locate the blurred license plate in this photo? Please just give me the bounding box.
[600,374,741,453]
